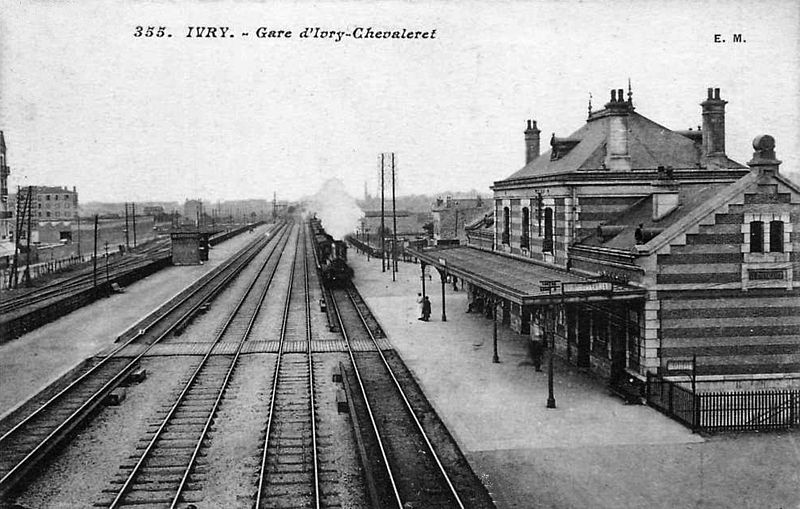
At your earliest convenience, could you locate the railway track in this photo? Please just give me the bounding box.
[0,240,171,316]
[332,285,494,509]
[97,224,295,508]
[255,222,324,508]
[0,223,287,500]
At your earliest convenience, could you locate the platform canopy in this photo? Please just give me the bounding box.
[407,245,644,306]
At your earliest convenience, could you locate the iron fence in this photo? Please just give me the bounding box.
[646,373,800,432]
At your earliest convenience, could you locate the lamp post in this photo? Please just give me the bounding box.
[546,348,557,408]
[541,280,560,409]
[492,298,499,363]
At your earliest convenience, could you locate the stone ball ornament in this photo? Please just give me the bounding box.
[753,134,775,151]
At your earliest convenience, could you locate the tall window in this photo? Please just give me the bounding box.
[769,221,784,252]
[521,207,530,248]
[502,207,510,244]
[543,207,554,253]
[750,221,763,253]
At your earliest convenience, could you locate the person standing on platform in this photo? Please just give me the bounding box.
[530,339,544,372]
[416,292,424,320]
[422,296,432,321]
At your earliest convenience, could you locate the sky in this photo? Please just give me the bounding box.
[1,0,798,203]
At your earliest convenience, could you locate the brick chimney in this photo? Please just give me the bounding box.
[747,135,781,176]
[603,88,632,171]
[524,119,541,164]
[701,88,728,167]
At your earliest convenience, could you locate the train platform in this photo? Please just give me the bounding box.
[0,224,274,420]
[347,251,800,509]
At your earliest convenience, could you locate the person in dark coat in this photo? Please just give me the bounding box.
[422,296,432,321]
[530,339,545,372]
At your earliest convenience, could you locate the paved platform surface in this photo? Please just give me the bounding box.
[348,250,800,509]
[0,225,273,419]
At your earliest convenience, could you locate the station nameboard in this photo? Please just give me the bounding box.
[561,281,613,294]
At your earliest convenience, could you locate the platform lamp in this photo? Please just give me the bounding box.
[492,297,500,363]
[540,280,561,409]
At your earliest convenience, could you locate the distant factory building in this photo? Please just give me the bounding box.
[183,199,203,225]
[8,185,80,245]
[361,209,427,237]
[412,86,800,393]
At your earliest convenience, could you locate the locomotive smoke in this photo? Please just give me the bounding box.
[307,178,362,239]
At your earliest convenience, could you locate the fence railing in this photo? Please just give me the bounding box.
[1,254,96,291]
[646,373,698,429]
[646,373,800,432]
[700,390,800,431]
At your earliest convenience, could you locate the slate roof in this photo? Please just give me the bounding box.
[580,183,730,249]
[409,245,643,305]
[502,109,746,182]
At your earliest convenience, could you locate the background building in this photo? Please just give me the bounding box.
[431,195,492,244]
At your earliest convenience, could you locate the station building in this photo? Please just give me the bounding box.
[411,87,800,391]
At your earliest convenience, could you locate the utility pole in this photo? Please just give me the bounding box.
[391,152,398,279]
[380,153,385,273]
[104,241,110,284]
[93,214,99,291]
[22,187,33,287]
[124,202,130,250]
[132,202,137,248]
[9,185,23,288]
[76,214,81,258]
[454,206,459,240]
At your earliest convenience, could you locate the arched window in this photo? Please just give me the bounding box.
[502,207,510,244]
[769,220,784,252]
[543,207,554,253]
[521,207,530,248]
[750,221,763,253]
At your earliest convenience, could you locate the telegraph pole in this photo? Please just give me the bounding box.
[124,202,130,250]
[380,153,386,273]
[132,202,137,248]
[92,214,99,290]
[9,185,23,288]
[22,187,33,287]
[76,214,81,258]
[391,152,398,279]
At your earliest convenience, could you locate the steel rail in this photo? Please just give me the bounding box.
[304,222,322,509]
[0,238,172,313]
[169,223,297,508]
[0,254,167,314]
[255,222,317,507]
[345,287,465,509]
[108,222,294,508]
[329,289,404,508]
[0,224,284,497]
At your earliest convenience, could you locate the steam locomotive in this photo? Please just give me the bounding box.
[310,217,354,287]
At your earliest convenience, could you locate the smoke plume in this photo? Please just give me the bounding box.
[307,178,362,239]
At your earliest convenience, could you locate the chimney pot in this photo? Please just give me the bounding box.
[611,90,616,102]
[707,88,713,99]
[524,118,541,163]
[618,89,624,101]
[714,88,720,99]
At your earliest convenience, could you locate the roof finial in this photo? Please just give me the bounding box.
[627,78,633,104]
[587,92,593,117]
